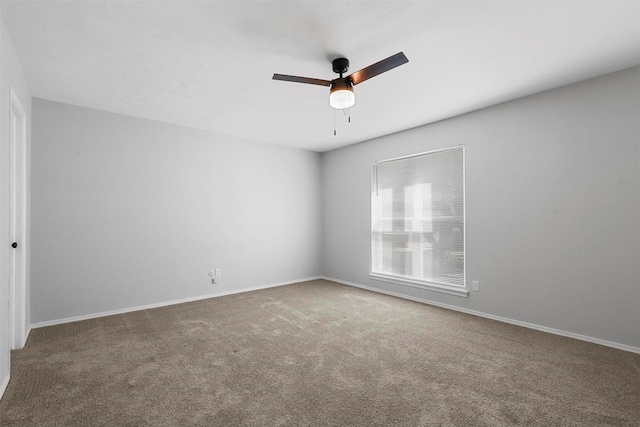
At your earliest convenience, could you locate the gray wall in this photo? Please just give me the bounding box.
[31,99,322,324]
[29,68,640,350]
[322,67,640,349]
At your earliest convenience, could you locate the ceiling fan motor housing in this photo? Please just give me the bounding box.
[332,58,349,76]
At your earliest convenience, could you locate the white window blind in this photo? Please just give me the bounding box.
[371,146,466,296]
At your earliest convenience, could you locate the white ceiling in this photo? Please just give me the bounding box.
[1,1,639,152]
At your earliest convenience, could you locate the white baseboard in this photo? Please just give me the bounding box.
[20,326,31,348]
[31,276,322,329]
[322,276,640,355]
[0,373,9,401]
[30,275,639,354]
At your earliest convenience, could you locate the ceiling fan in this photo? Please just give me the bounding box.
[273,52,409,110]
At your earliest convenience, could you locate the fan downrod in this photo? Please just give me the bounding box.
[332,58,349,77]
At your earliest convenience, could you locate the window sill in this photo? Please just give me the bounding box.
[369,273,469,297]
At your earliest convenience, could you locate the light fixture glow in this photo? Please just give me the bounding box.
[329,78,355,109]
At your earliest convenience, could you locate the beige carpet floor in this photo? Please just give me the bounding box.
[0,279,638,426]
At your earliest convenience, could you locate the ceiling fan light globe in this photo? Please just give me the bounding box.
[329,89,355,109]
[329,78,355,109]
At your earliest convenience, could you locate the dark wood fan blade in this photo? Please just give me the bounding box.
[348,52,409,86]
[272,74,332,87]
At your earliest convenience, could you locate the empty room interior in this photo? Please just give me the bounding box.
[0,1,638,425]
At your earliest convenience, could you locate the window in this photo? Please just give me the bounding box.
[371,146,467,297]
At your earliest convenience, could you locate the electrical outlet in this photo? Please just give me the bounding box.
[472,280,479,291]
[215,268,221,277]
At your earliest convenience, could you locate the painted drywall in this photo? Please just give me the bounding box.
[0,14,32,396]
[322,67,640,349]
[31,99,322,324]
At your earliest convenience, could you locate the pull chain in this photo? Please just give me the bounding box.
[333,104,352,135]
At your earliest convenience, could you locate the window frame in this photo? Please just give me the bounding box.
[370,146,468,297]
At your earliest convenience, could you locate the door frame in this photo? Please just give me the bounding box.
[9,87,27,350]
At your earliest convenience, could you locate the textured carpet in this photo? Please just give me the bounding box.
[0,279,638,426]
